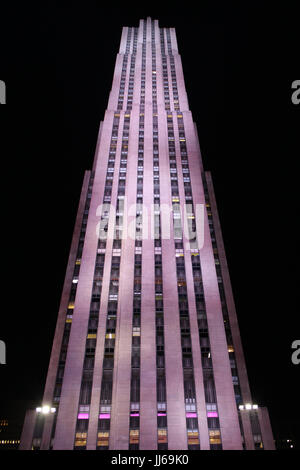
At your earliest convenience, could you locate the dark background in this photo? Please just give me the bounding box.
[0,2,299,449]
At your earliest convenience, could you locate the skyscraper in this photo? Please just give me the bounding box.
[20,17,274,451]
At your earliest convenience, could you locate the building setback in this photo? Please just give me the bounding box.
[20,17,275,450]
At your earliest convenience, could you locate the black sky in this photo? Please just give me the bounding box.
[0,2,299,447]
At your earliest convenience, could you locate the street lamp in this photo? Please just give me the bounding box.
[36,405,56,414]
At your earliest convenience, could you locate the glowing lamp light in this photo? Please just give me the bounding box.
[36,405,56,414]
[239,403,259,411]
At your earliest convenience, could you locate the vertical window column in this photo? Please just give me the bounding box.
[117,28,132,110]
[152,23,167,450]
[160,29,170,111]
[126,27,138,111]
[202,175,262,448]
[173,113,223,450]
[166,29,180,111]
[166,114,200,449]
[73,114,121,449]
[128,77,145,448]
[96,113,131,450]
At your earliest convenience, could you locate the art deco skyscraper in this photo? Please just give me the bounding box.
[20,18,275,451]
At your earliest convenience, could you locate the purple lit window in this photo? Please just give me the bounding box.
[207,411,218,418]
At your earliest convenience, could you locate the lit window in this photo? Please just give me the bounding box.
[74,432,87,447]
[105,333,115,339]
[157,429,167,443]
[132,327,140,337]
[187,431,199,445]
[209,430,221,444]
[97,432,109,447]
[129,429,139,444]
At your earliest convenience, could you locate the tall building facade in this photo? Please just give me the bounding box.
[20,18,274,450]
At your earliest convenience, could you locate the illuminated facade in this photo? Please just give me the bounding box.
[20,18,274,450]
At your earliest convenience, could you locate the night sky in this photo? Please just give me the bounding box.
[0,2,299,448]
